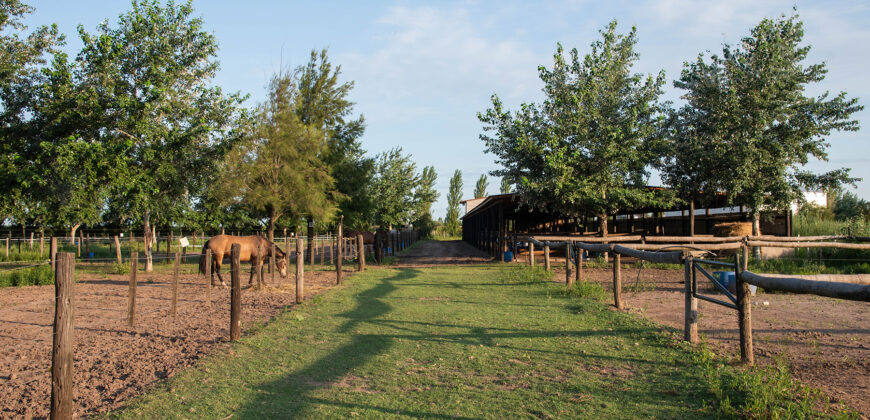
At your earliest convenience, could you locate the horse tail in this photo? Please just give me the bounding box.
[199,241,209,275]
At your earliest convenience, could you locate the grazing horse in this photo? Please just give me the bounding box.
[199,235,287,287]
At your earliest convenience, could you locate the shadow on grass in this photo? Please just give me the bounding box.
[223,266,708,418]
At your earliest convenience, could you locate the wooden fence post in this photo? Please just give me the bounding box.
[40,230,44,258]
[736,253,754,365]
[170,252,179,317]
[358,234,365,272]
[296,238,304,303]
[613,253,623,310]
[683,254,698,343]
[51,252,75,420]
[128,252,137,328]
[114,235,122,264]
[529,242,535,267]
[544,245,551,271]
[566,243,573,286]
[5,232,8,258]
[577,247,584,283]
[336,218,343,285]
[77,231,81,257]
[230,244,241,341]
[50,237,57,272]
[205,249,212,306]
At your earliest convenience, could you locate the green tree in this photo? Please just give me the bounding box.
[445,170,463,236]
[0,0,63,227]
[412,166,439,237]
[833,191,869,221]
[221,69,336,243]
[294,49,373,230]
[705,13,862,235]
[660,57,731,236]
[372,147,419,229]
[479,21,670,236]
[474,174,489,198]
[77,0,245,270]
[500,177,511,194]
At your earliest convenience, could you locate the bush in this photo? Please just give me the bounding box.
[0,265,54,287]
[563,281,607,301]
[114,262,130,275]
[498,265,553,284]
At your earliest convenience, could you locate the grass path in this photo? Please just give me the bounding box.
[109,264,820,419]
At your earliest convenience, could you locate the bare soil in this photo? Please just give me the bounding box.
[565,265,869,416]
[0,263,348,419]
[396,240,491,266]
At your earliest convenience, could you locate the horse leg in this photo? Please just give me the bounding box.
[215,257,228,288]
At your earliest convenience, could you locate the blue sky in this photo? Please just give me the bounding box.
[26,0,870,219]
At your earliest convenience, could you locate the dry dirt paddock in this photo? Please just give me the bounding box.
[556,264,869,415]
[0,264,349,419]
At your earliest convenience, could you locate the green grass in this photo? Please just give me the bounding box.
[104,263,850,419]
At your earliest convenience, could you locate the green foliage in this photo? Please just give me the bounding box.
[113,262,130,275]
[296,49,373,231]
[0,265,53,288]
[412,166,439,224]
[497,264,552,284]
[221,66,336,240]
[678,13,862,228]
[444,170,463,236]
[832,191,870,221]
[479,20,671,234]
[564,281,607,301]
[473,174,488,198]
[76,0,245,229]
[372,147,419,228]
[500,177,511,194]
[695,348,854,419]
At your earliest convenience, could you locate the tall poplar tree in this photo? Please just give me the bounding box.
[474,174,489,198]
[445,170,463,236]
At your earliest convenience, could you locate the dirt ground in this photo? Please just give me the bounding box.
[561,264,869,415]
[0,263,348,419]
[396,239,491,266]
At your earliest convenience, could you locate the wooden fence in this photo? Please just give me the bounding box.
[514,234,870,365]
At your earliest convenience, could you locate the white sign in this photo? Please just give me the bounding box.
[178,237,190,248]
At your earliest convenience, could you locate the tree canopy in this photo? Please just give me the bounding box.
[474,174,489,198]
[479,20,671,235]
[445,170,463,236]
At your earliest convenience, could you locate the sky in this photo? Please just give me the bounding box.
[24,0,870,220]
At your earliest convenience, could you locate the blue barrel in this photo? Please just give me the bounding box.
[504,251,513,262]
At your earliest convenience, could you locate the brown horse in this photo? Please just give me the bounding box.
[199,235,287,287]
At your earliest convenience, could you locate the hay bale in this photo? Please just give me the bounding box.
[713,222,753,237]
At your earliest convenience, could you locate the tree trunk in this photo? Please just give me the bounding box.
[689,199,696,238]
[751,211,762,259]
[144,210,153,272]
[69,224,81,246]
[268,208,278,244]
[598,214,609,262]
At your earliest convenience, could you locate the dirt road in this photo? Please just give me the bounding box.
[396,240,492,266]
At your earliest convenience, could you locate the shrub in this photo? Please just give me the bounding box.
[563,281,607,301]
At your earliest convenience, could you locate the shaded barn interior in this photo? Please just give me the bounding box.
[461,192,792,258]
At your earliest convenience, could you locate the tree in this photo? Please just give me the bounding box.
[444,170,463,236]
[294,49,373,229]
[703,13,862,236]
[479,21,670,236]
[833,191,869,221]
[474,174,489,198]
[500,177,511,194]
[221,69,336,243]
[74,0,245,270]
[0,0,63,227]
[372,147,419,229]
[412,166,439,237]
[660,56,731,236]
